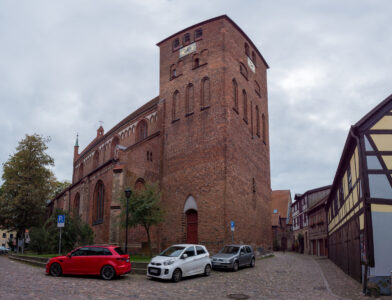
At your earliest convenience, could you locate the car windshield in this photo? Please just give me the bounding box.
[159,246,185,257]
[219,246,239,254]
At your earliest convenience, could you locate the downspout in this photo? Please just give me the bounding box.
[350,127,367,293]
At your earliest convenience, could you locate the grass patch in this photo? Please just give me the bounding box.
[130,255,152,262]
[14,253,59,258]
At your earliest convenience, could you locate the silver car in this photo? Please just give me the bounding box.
[211,244,255,271]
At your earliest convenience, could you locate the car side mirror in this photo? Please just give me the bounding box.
[67,253,71,258]
[181,253,188,259]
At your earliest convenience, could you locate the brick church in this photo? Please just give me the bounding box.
[49,15,272,253]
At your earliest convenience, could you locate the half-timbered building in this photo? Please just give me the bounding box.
[326,94,392,295]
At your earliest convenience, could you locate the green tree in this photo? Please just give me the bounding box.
[121,183,164,256]
[30,209,94,254]
[0,134,54,243]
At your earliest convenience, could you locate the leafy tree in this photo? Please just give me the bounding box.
[29,209,94,254]
[121,183,164,256]
[0,134,54,242]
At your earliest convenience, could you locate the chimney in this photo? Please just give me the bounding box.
[97,126,104,138]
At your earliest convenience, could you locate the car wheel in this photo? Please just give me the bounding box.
[250,257,255,268]
[233,261,239,272]
[49,263,62,277]
[204,264,211,276]
[101,265,116,280]
[172,268,182,282]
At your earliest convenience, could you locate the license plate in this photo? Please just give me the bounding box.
[149,268,158,274]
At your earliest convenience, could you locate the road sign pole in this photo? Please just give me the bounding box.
[59,227,62,255]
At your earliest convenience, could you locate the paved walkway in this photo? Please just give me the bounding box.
[0,252,390,299]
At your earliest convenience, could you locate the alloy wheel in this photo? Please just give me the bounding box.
[204,264,211,276]
[172,268,182,282]
[101,265,115,280]
[50,263,62,277]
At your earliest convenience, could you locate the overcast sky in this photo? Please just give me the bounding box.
[1,0,391,197]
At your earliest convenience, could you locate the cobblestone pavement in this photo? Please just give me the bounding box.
[1,252,390,300]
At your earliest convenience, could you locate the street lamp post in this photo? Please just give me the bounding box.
[124,188,132,254]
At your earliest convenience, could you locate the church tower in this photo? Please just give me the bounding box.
[157,15,271,250]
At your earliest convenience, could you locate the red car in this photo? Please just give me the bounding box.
[46,245,131,280]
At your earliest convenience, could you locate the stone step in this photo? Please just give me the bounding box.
[8,255,47,268]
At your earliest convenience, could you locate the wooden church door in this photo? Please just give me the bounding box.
[186,209,198,244]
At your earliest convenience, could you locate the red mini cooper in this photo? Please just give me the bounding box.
[46,245,131,280]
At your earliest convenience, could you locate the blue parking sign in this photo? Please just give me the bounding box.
[57,215,65,228]
[230,220,235,231]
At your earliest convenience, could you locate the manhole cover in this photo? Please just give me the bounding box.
[227,294,250,300]
[314,286,326,291]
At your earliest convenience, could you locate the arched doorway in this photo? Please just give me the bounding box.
[186,209,198,244]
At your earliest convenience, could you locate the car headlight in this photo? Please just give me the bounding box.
[163,260,175,266]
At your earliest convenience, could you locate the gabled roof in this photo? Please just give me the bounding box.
[327,93,392,206]
[76,96,159,164]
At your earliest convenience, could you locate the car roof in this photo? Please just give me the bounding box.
[171,244,205,247]
[224,244,250,247]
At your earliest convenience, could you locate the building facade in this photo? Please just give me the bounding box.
[308,196,328,256]
[271,190,293,251]
[49,15,272,254]
[0,229,16,248]
[292,186,330,254]
[326,94,392,295]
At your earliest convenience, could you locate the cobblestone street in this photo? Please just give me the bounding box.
[1,252,389,300]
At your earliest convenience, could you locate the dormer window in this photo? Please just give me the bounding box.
[173,38,180,50]
[183,33,190,44]
[195,28,203,40]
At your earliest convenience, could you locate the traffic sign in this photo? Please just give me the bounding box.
[57,215,65,228]
[230,220,235,231]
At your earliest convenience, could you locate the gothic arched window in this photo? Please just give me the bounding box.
[243,90,248,123]
[232,79,238,112]
[172,90,180,121]
[93,180,105,224]
[73,193,80,217]
[201,77,210,108]
[262,113,266,143]
[136,120,148,142]
[256,105,260,137]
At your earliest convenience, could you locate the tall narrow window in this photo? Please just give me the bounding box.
[201,77,210,108]
[256,105,260,137]
[136,120,148,141]
[192,54,199,69]
[170,64,176,80]
[93,151,99,169]
[111,136,119,157]
[252,51,256,65]
[172,90,180,121]
[79,163,84,180]
[183,33,190,44]
[93,180,105,224]
[73,193,80,217]
[232,79,238,112]
[186,84,194,115]
[195,28,203,40]
[244,43,250,56]
[255,81,261,97]
[173,38,180,50]
[262,113,266,143]
[240,63,248,80]
[242,90,248,123]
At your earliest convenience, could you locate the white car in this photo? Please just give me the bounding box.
[147,244,211,282]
